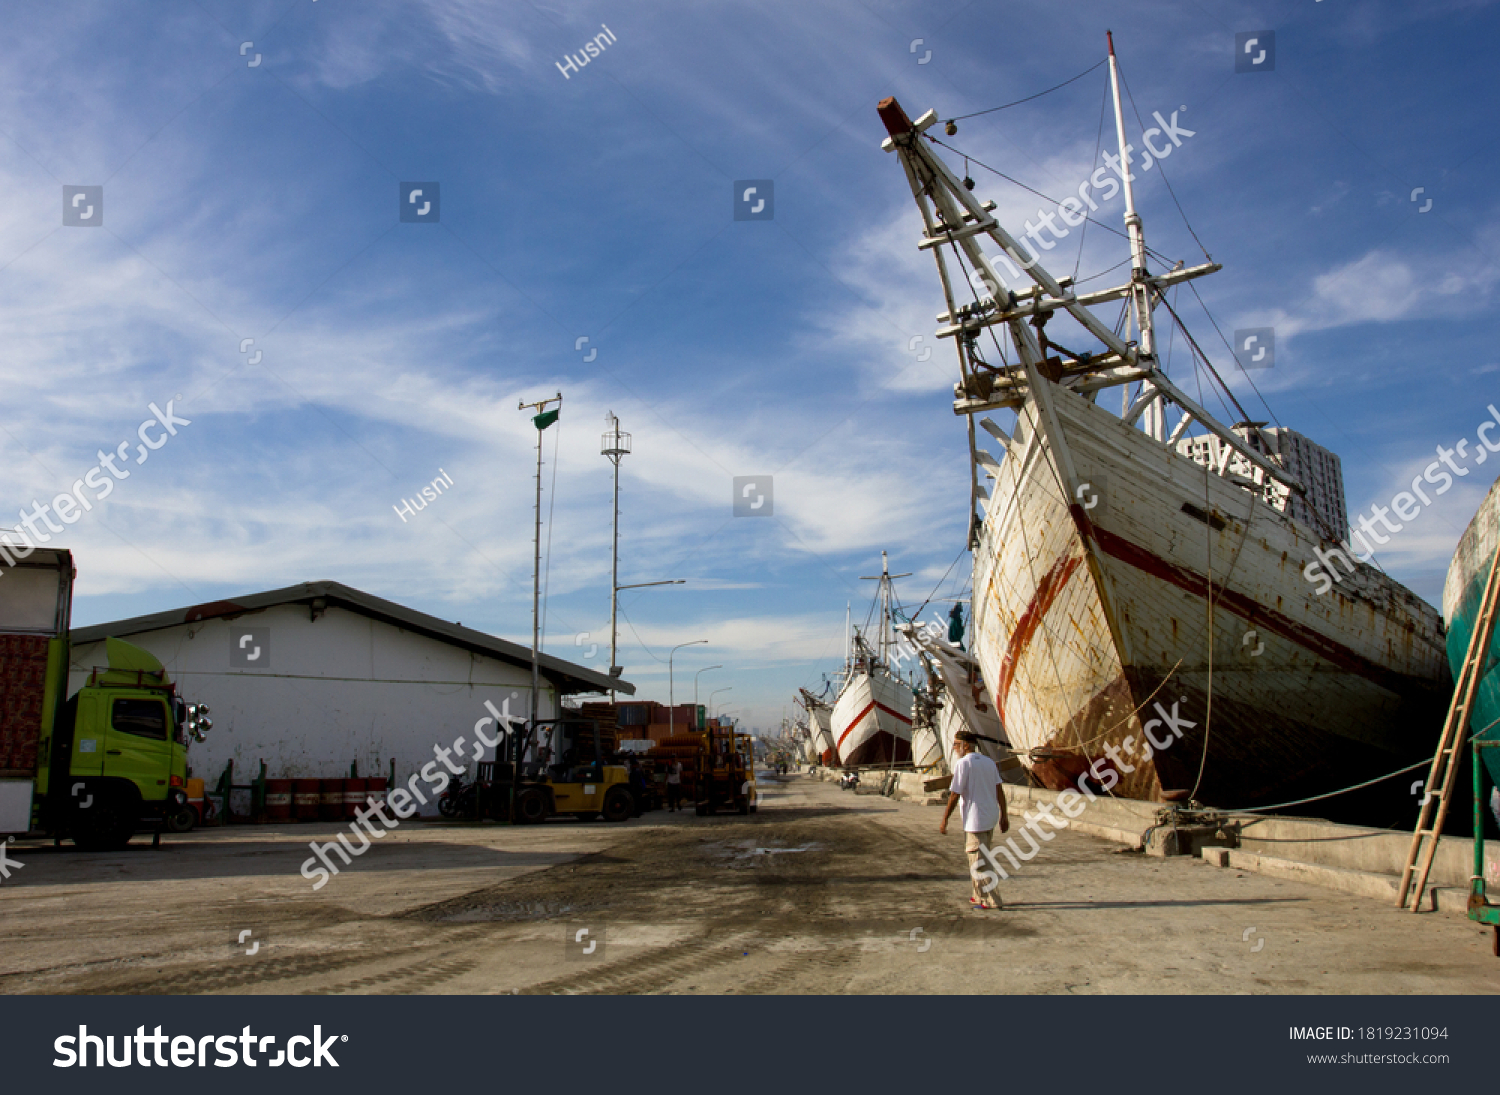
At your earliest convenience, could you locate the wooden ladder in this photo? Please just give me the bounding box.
[1397,536,1500,911]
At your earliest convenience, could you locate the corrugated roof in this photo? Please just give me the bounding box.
[70,579,633,696]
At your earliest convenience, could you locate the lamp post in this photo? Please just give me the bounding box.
[709,687,732,717]
[610,579,684,702]
[669,640,708,737]
[601,414,630,701]
[693,665,723,713]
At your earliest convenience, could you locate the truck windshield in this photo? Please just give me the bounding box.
[112,698,167,740]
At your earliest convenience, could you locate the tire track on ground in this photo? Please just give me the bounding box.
[519,932,756,995]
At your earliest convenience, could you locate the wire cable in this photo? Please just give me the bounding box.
[927,136,1183,270]
[1115,60,1212,263]
[946,59,1108,122]
[1073,70,1112,284]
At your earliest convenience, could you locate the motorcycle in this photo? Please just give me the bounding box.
[438,774,478,818]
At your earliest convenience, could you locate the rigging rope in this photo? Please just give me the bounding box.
[1072,69,1112,284]
[913,544,969,622]
[1115,60,1212,263]
[945,59,1108,122]
[1157,292,1253,426]
[927,136,1183,271]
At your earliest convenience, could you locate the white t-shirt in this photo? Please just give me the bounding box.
[950,752,1002,832]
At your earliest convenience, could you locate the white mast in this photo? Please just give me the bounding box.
[844,601,851,673]
[860,550,911,673]
[1107,30,1162,441]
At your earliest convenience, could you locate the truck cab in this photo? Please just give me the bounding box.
[40,637,210,850]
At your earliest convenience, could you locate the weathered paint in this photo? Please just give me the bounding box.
[973,385,1451,810]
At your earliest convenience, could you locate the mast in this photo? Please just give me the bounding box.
[860,551,911,673]
[873,94,1303,499]
[1107,30,1162,441]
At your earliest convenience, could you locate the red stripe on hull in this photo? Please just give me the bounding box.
[997,553,1083,706]
[1088,525,1410,694]
[835,701,876,750]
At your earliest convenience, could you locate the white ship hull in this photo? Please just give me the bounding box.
[808,705,837,765]
[831,671,913,766]
[910,716,942,769]
[974,387,1450,808]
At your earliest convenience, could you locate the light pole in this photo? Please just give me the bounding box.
[602,414,630,701]
[610,579,684,702]
[709,687,732,718]
[693,665,723,711]
[669,640,708,737]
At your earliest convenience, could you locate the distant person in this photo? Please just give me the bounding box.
[939,730,1008,910]
[666,760,683,812]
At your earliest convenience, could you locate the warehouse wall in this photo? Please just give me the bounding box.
[69,603,560,815]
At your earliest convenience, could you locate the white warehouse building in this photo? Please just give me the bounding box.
[68,581,632,815]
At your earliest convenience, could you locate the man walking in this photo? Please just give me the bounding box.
[939,731,1008,909]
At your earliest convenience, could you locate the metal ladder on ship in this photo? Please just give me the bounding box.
[1397,538,1500,912]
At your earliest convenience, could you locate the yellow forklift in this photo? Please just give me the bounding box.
[484,717,635,824]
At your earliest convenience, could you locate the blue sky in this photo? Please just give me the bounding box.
[2,0,1497,733]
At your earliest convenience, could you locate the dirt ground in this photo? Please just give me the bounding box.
[1,773,1495,994]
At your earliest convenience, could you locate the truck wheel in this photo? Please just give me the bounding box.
[514,787,547,825]
[601,786,634,823]
[166,805,197,833]
[71,797,135,852]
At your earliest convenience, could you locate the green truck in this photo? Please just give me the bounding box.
[0,547,212,850]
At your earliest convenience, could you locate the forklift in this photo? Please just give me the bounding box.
[483,717,635,824]
[694,721,757,816]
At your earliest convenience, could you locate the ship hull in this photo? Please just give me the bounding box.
[808,705,838,766]
[1442,473,1500,790]
[831,671,913,766]
[911,715,942,769]
[974,385,1450,813]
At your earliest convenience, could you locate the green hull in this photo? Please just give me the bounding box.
[1446,577,1500,789]
[1443,474,1500,790]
